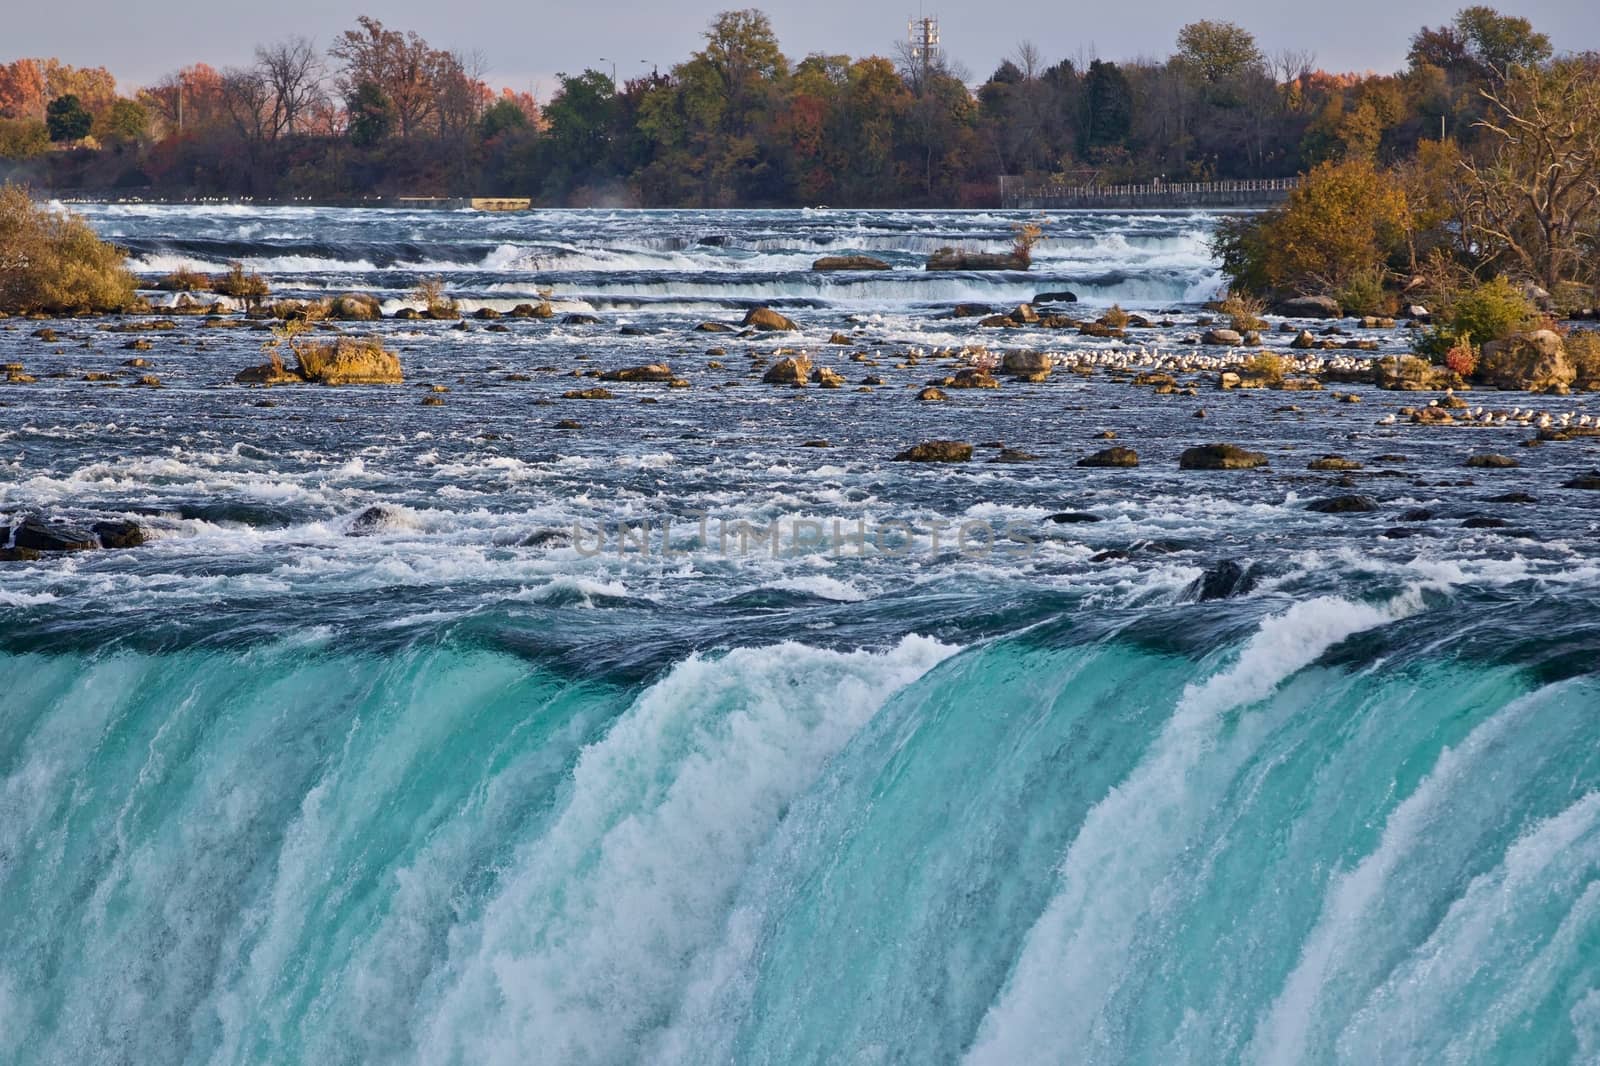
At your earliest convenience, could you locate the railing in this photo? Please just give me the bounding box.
[1000,176,1301,209]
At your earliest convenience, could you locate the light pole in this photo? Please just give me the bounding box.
[598,57,617,89]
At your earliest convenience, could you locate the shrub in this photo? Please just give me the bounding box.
[1219,290,1267,332]
[156,268,215,292]
[1010,221,1044,267]
[1567,330,1600,385]
[215,262,270,304]
[1335,267,1397,317]
[1414,276,1539,363]
[413,277,458,317]
[1101,302,1130,329]
[1446,277,1537,347]
[0,184,135,313]
[1443,339,1478,378]
[1244,351,1286,381]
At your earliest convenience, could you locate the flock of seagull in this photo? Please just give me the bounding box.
[923,343,1597,431]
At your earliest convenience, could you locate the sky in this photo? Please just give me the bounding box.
[3,0,1595,99]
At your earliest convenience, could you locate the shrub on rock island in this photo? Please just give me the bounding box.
[1415,276,1538,364]
[0,184,135,314]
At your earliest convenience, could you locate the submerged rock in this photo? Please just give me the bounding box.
[926,248,1027,271]
[1464,453,1519,469]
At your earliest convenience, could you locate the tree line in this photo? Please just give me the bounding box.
[0,6,1585,208]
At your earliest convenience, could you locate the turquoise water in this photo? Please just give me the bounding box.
[3,207,1600,1063]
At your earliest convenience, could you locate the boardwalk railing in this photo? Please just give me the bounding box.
[1001,176,1301,209]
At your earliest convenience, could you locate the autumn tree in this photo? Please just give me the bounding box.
[0,60,47,121]
[330,17,440,140]
[141,65,228,136]
[1216,158,1410,296]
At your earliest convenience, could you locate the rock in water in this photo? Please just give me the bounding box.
[1179,444,1269,470]
[1308,455,1363,471]
[599,364,675,382]
[348,505,414,536]
[1188,559,1261,601]
[294,339,403,384]
[1001,351,1052,377]
[742,307,799,331]
[1306,495,1378,513]
[893,440,973,463]
[90,520,148,548]
[763,356,812,385]
[1478,331,1574,393]
[10,515,98,552]
[1077,446,1140,468]
[1272,295,1342,319]
[812,255,891,271]
[328,293,382,320]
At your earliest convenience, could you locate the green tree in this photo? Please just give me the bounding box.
[478,97,529,140]
[104,98,149,141]
[44,94,92,142]
[1454,6,1551,74]
[1083,60,1131,150]
[346,80,393,147]
[1175,20,1264,83]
